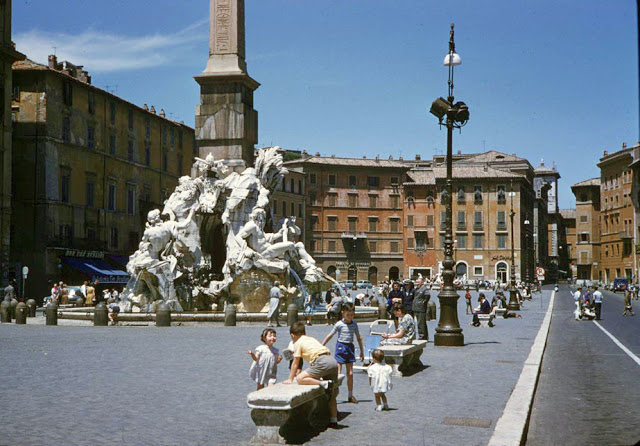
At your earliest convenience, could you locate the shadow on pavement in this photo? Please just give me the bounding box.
[464,341,501,345]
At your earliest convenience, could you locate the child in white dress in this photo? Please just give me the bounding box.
[247,328,282,390]
[367,349,392,411]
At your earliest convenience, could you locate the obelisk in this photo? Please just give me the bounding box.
[194,0,259,171]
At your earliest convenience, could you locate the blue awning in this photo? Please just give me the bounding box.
[61,257,129,284]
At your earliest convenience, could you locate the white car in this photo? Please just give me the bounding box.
[356,280,373,289]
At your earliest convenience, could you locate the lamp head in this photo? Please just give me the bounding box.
[443,52,461,67]
[430,97,451,122]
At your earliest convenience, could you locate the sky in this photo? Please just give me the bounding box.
[12,0,639,209]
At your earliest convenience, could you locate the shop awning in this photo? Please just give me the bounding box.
[61,257,130,284]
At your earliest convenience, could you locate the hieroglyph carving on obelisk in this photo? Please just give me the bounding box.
[204,0,247,75]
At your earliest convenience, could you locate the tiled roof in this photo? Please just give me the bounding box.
[571,178,600,188]
[431,165,523,180]
[404,170,435,185]
[460,150,527,164]
[13,59,48,71]
[285,156,409,168]
[559,209,576,220]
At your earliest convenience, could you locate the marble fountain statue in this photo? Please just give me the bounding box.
[120,147,329,313]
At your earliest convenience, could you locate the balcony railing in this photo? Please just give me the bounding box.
[620,230,634,239]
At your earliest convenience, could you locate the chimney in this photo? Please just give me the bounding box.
[457,150,461,155]
[362,155,367,159]
[48,54,57,69]
[399,156,403,161]
[315,152,320,156]
[143,104,149,111]
[415,154,421,160]
[330,154,335,158]
[603,150,608,156]
[389,155,393,160]
[375,155,379,161]
[484,163,489,172]
[622,142,627,149]
[150,106,156,114]
[159,109,166,118]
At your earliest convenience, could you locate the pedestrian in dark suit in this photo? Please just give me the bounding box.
[412,277,430,340]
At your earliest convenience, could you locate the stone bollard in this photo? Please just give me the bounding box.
[45,302,58,325]
[15,302,27,324]
[378,301,387,320]
[94,302,108,326]
[224,303,236,326]
[287,303,298,326]
[26,299,36,317]
[1,300,11,322]
[156,302,171,327]
[427,300,436,321]
[9,298,18,319]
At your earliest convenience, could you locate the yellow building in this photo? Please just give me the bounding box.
[12,56,195,301]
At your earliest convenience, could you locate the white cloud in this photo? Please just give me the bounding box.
[15,18,208,72]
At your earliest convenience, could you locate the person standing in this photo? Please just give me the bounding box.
[267,281,283,327]
[50,282,60,304]
[4,280,15,301]
[401,280,415,316]
[592,286,603,320]
[86,281,96,306]
[573,286,582,320]
[412,276,430,341]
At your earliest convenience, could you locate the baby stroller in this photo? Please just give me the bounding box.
[354,319,395,371]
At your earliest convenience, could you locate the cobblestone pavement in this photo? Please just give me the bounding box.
[0,289,551,446]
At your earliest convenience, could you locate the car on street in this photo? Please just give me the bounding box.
[356,280,373,289]
[613,277,629,293]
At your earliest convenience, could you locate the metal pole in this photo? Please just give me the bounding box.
[508,186,520,310]
[435,24,464,347]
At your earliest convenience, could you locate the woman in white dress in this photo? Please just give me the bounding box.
[367,349,392,411]
[247,328,282,390]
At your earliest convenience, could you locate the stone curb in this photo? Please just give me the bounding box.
[487,289,556,446]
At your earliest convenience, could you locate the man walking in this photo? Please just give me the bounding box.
[592,286,603,320]
[412,276,430,341]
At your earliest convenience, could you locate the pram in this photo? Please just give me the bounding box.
[353,319,395,371]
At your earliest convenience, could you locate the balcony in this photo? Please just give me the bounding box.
[341,231,367,239]
[620,230,634,239]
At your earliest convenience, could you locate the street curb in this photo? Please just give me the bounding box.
[487,290,556,446]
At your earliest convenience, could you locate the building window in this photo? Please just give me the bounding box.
[474,185,483,204]
[298,180,302,194]
[128,140,134,161]
[457,186,465,203]
[128,110,134,130]
[128,231,139,251]
[178,152,183,174]
[457,234,467,249]
[162,150,168,172]
[110,227,118,249]
[407,215,414,227]
[348,194,357,207]
[390,241,399,253]
[579,233,590,243]
[87,126,95,149]
[349,175,357,187]
[415,231,427,250]
[110,102,116,124]
[289,178,294,193]
[310,214,318,229]
[108,183,116,211]
[328,240,336,252]
[127,187,136,215]
[348,217,357,232]
[474,211,483,229]
[441,210,446,230]
[86,179,95,207]
[170,128,175,147]
[390,195,399,208]
[178,131,183,149]
[457,211,466,229]
[474,234,483,249]
[310,173,317,184]
[391,176,399,186]
[145,117,151,139]
[309,192,317,206]
[144,142,150,166]
[62,117,71,142]
[87,227,96,241]
[328,193,336,207]
[162,125,167,144]
[369,218,378,232]
[369,195,377,208]
[367,176,379,187]
[580,215,588,223]
[109,134,116,155]
[497,234,506,249]
[474,266,483,276]
[407,238,415,248]
[63,81,73,106]
[370,241,377,252]
[328,174,336,186]
[298,203,303,218]
[88,91,95,115]
[390,218,399,233]
[497,211,506,230]
[282,201,287,216]
[328,216,337,231]
[290,202,295,217]
[272,200,278,215]
[60,171,70,203]
[497,185,506,204]
[427,215,434,227]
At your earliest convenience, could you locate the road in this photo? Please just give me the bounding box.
[526,284,640,446]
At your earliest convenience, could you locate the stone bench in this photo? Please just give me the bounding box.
[494,308,506,318]
[247,374,344,444]
[477,313,495,327]
[378,339,428,377]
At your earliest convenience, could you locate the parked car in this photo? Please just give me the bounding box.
[356,280,373,289]
[613,277,629,293]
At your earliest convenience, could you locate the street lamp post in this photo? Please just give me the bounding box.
[507,186,520,310]
[430,24,469,347]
